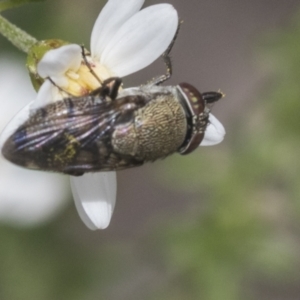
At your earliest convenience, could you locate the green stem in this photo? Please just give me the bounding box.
[0,14,37,53]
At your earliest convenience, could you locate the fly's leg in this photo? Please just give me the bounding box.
[90,77,123,100]
[47,75,122,102]
[146,20,182,86]
[80,46,123,100]
[46,47,122,100]
[46,77,75,97]
[80,45,103,85]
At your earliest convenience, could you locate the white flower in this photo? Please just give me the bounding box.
[0,0,225,230]
[0,57,69,227]
[33,0,179,108]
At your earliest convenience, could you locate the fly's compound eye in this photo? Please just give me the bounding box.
[177,82,209,155]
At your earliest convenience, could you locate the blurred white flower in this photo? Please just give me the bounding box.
[0,57,69,227]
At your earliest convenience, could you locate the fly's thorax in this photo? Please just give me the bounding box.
[111,92,187,161]
[116,85,177,101]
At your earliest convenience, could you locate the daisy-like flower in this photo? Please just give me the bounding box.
[33,0,180,109]
[0,0,225,230]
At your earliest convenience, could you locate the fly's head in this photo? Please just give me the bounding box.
[177,83,223,155]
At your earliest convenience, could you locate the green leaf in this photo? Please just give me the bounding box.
[0,0,45,12]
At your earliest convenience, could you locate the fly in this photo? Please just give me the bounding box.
[1,26,224,176]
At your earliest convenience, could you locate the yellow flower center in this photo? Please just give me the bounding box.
[65,61,115,97]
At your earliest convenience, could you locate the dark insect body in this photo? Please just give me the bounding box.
[1,24,223,176]
[2,78,222,176]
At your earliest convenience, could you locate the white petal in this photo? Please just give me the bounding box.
[100,4,178,77]
[0,102,32,151]
[31,79,69,110]
[30,80,55,110]
[37,44,82,78]
[200,113,226,146]
[91,0,144,58]
[70,172,117,230]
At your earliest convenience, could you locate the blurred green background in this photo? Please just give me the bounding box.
[1,0,300,299]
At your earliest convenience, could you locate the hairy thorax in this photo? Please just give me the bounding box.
[112,94,187,161]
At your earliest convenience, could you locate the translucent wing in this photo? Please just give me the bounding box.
[2,94,145,174]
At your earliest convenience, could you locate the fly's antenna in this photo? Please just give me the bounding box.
[202,91,224,104]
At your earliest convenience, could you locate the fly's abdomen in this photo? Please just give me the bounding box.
[112,94,187,161]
